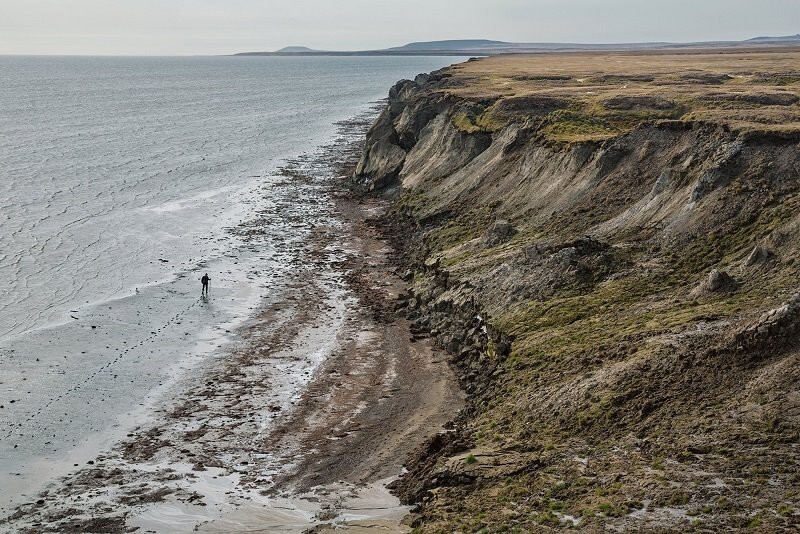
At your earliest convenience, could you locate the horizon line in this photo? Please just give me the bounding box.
[2,33,798,57]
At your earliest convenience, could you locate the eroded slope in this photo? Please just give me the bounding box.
[355,50,800,531]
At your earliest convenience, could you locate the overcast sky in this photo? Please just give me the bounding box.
[1,0,798,56]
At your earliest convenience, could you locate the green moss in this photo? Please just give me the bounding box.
[533,510,561,526]
[492,196,799,371]
[452,109,508,134]
[452,112,482,133]
[746,513,763,529]
[590,99,687,130]
[428,220,479,251]
[666,491,691,506]
[595,500,626,517]
[424,206,496,262]
[393,191,428,212]
[543,109,619,141]
[577,393,618,428]
[497,273,666,361]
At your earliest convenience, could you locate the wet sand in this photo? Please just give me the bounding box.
[1,115,463,533]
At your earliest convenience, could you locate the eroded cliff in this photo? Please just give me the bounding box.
[355,50,800,531]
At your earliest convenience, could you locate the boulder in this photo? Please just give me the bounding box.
[593,146,628,177]
[707,269,736,292]
[485,220,516,246]
[523,244,543,262]
[414,73,431,85]
[691,168,726,202]
[692,269,737,296]
[743,244,773,268]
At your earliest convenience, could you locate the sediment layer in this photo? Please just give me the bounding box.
[356,50,800,531]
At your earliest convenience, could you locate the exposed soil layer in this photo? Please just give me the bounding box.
[354,50,800,532]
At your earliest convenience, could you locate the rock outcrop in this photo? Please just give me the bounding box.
[484,220,515,246]
[736,293,800,351]
[353,108,406,191]
[743,243,774,269]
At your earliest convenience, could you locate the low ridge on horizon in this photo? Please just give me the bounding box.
[388,39,513,51]
[748,33,800,41]
[275,45,320,53]
[237,34,800,56]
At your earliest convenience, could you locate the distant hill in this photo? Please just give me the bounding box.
[275,46,319,53]
[235,35,800,56]
[388,39,513,51]
[747,34,800,43]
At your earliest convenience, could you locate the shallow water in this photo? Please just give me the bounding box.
[0,55,461,511]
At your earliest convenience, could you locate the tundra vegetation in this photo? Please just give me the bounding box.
[354,49,800,531]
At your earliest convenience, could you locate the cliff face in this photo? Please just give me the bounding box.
[353,73,492,192]
[356,53,800,531]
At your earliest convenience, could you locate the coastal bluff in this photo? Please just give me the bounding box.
[355,50,800,531]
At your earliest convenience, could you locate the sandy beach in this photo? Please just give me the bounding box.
[1,110,462,533]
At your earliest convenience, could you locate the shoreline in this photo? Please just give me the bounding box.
[0,164,315,514]
[1,108,463,533]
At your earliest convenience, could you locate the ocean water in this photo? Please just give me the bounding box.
[0,55,461,510]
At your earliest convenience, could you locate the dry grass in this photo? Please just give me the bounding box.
[444,48,800,141]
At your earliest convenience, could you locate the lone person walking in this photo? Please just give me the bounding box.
[201,273,210,296]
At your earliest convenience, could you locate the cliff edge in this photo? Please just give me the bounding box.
[355,50,800,531]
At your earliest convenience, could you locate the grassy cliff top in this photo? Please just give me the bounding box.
[442,48,800,141]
